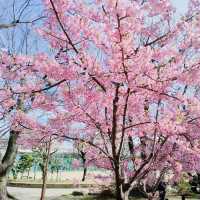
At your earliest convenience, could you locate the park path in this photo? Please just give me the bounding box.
[7,187,199,200]
[7,187,89,200]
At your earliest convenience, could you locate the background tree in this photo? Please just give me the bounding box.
[0,1,48,199]
[177,173,191,200]
[16,153,34,179]
[49,154,62,181]
[0,48,67,199]
[30,135,58,200]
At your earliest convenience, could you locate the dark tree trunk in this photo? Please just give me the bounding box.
[116,185,123,200]
[114,166,132,200]
[159,190,166,200]
[115,165,123,200]
[0,131,18,200]
[115,184,130,200]
[182,195,186,200]
[80,150,87,182]
[82,167,87,182]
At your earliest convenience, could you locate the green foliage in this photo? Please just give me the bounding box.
[16,154,34,173]
[11,164,18,180]
[31,151,44,172]
[177,174,192,195]
[49,156,62,173]
[10,153,34,179]
[10,152,85,181]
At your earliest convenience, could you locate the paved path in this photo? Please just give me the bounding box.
[8,187,89,200]
[8,187,199,200]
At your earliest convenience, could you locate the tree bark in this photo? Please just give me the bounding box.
[0,176,7,200]
[116,186,123,200]
[0,131,18,200]
[33,164,37,180]
[114,167,131,200]
[114,164,123,200]
[82,167,87,182]
[40,168,48,200]
[182,195,186,200]
[40,139,51,200]
[114,171,133,200]
[80,151,87,182]
[121,191,129,200]
[115,184,130,200]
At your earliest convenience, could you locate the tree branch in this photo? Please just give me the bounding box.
[49,0,79,54]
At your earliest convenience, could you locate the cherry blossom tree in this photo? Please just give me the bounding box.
[0,0,195,199]
[0,49,71,199]
[0,52,37,200]
[30,0,200,199]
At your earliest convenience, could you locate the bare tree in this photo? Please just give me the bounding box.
[0,0,46,54]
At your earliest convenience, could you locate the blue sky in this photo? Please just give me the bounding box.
[172,0,189,14]
[0,0,190,55]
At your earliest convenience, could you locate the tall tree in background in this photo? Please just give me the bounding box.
[38,136,52,200]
